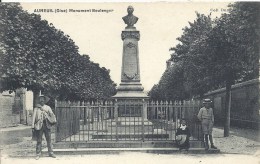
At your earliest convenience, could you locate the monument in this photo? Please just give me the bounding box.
[112,6,149,128]
[113,6,149,119]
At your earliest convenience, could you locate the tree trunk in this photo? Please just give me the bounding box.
[224,80,232,137]
[32,89,40,108]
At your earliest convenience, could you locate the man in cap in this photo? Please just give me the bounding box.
[197,98,218,150]
[32,95,56,160]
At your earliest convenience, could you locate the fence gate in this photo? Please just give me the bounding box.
[55,100,203,143]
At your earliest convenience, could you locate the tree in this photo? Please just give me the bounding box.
[0,3,116,104]
[152,2,259,137]
[206,2,260,136]
[149,63,189,101]
[170,12,214,98]
[148,84,164,101]
[0,3,81,103]
[149,13,214,101]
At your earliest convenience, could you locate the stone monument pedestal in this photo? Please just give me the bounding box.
[109,98,151,133]
[110,6,151,136]
[107,118,153,134]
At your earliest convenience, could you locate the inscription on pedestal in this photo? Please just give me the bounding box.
[121,31,140,40]
[118,104,142,117]
[123,42,138,80]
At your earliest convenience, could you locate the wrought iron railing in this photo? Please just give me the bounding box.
[54,100,203,142]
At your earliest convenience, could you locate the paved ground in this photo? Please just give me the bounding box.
[0,124,36,157]
[0,124,55,157]
[212,126,260,154]
[0,124,259,163]
[1,152,259,164]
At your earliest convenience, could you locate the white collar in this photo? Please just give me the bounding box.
[180,124,187,130]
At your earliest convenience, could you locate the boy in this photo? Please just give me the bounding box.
[197,98,218,150]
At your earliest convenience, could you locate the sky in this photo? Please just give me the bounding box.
[21,3,229,91]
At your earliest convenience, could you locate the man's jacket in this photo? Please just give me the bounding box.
[31,104,55,130]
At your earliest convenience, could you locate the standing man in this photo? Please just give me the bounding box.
[32,95,56,160]
[197,99,218,150]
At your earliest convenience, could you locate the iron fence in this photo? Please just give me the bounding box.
[55,100,203,142]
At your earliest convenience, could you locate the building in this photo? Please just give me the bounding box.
[0,88,33,128]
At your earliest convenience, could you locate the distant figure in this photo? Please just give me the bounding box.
[176,119,191,151]
[197,99,218,150]
[32,95,56,160]
[122,6,138,28]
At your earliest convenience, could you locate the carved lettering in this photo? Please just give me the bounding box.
[123,42,138,80]
[121,31,140,40]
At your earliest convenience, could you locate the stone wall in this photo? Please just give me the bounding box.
[0,92,19,128]
[0,89,34,128]
[15,88,33,125]
[204,79,260,129]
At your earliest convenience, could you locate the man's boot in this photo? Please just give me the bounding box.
[204,134,209,150]
[49,153,56,158]
[209,134,217,149]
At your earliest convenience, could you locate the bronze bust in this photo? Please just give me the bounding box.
[122,6,138,29]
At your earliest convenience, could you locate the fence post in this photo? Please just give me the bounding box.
[151,101,155,119]
[165,101,168,121]
[68,101,72,141]
[98,102,100,122]
[142,99,146,141]
[160,100,163,119]
[115,99,118,141]
[156,101,159,119]
[77,101,81,130]
[143,100,148,120]
[169,101,173,140]
[174,101,178,130]
[110,101,114,119]
[169,101,173,122]
[86,101,91,137]
[182,100,186,119]
[90,101,94,124]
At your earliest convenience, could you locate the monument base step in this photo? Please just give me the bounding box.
[107,119,154,133]
[53,140,204,149]
[43,147,220,155]
[91,133,169,139]
[107,119,153,125]
[107,125,154,133]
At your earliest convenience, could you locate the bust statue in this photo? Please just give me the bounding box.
[122,6,138,29]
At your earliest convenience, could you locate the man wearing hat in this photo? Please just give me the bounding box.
[32,95,56,160]
[197,98,218,150]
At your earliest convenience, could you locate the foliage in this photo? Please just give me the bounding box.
[148,63,189,101]
[0,3,116,101]
[149,2,259,136]
[149,13,214,100]
[149,2,259,101]
[207,2,259,85]
[206,2,260,136]
[172,12,214,97]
